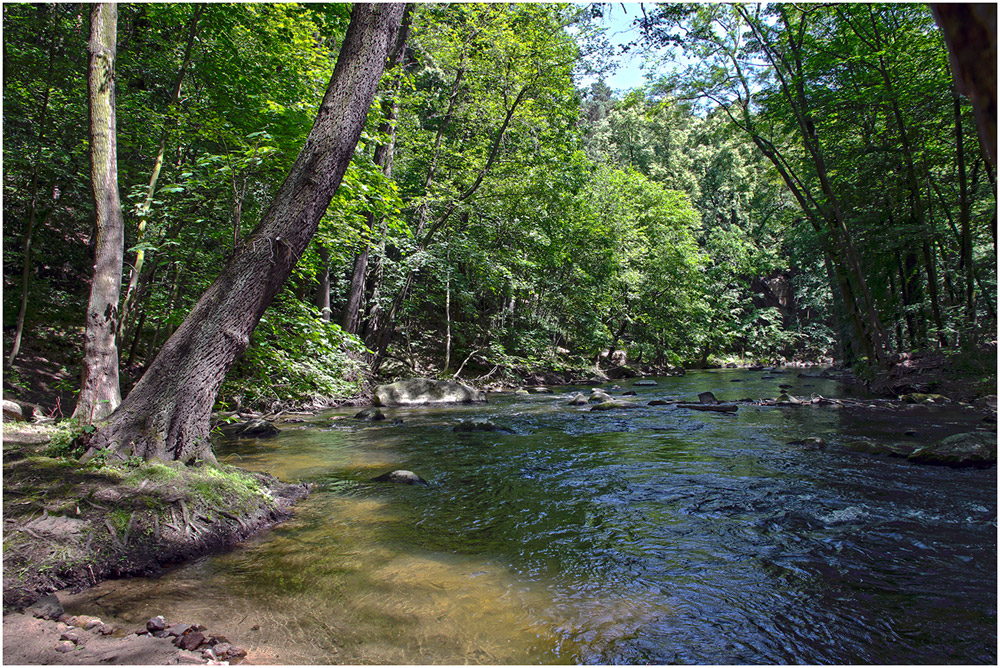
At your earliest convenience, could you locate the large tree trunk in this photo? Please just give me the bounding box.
[83,3,406,464]
[73,3,125,424]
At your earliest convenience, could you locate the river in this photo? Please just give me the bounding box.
[63,369,997,664]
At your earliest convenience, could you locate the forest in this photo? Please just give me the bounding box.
[1,3,997,664]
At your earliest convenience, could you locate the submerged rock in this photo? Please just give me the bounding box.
[454,419,511,433]
[908,432,997,468]
[590,400,636,411]
[372,470,428,485]
[647,399,670,406]
[373,378,486,407]
[353,407,386,421]
[634,380,658,386]
[788,436,827,450]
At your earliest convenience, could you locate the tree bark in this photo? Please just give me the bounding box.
[83,3,406,463]
[73,3,125,424]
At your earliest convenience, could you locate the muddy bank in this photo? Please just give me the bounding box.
[3,423,309,612]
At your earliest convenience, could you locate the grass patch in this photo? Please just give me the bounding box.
[188,465,273,514]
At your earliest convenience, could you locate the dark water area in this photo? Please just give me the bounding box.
[64,369,997,664]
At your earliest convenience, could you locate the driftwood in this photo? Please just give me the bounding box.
[676,403,738,412]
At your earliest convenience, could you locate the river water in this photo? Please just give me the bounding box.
[64,369,997,664]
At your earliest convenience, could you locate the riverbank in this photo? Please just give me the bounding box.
[2,422,310,612]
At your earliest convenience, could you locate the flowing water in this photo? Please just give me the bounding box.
[63,369,997,664]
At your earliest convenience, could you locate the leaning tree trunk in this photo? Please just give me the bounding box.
[82,3,406,464]
[73,3,125,424]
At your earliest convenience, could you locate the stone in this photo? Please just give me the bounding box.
[698,391,719,405]
[788,436,827,450]
[633,380,658,386]
[27,514,88,537]
[568,393,588,406]
[55,640,75,653]
[59,630,82,643]
[532,387,554,394]
[454,419,510,433]
[236,418,279,437]
[622,390,637,396]
[354,407,385,421]
[165,623,191,637]
[146,616,167,634]
[590,400,636,411]
[177,632,206,651]
[94,623,114,636]
[3,399,24,422]
[25,594,64,621]
[514,389,530,395]
[779,384,792,389]
[908,432,997,468]
[647,399,670,406]
[725,363,738,368]
[372,470,428,485]
[606,366,638,379]
[589,390,612,403]
[373,378,486,406]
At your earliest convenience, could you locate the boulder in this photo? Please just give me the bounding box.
[698,391,719,405]
[234,418,279,438]
[633,380,658,386]
[3,399,24,422]
[372,470,428,485]
[606,365,638,379]
[374,378,486,406]
[568,393,588,406]
[908,432,997,468]
[353,407,385,421]
[589,390,612,403]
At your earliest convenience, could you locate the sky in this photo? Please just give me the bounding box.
[599,3,650,91]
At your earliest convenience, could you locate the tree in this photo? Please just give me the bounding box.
[73,3,124,424]
[82,3,407,464]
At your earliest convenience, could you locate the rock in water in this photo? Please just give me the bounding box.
[354,407,386,421]
[788,436,827,450]
[634,380,658,386]
[372,470,428,485]
[698,391,719,405]
[236,418,279,437]
[373,378,486,406]
[908,432,997,468]
[568,393,588,406]
[589,389,612,403]
[454,419,510,433]
[590,400,636,411]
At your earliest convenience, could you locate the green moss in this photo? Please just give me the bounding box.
[188,465,273,514]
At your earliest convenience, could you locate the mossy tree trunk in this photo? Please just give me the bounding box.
[73,3,124,424]
[82,3,407,464]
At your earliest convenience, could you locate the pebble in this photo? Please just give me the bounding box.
[147,615,167,633]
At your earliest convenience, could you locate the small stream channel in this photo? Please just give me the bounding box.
[64,369,997,664]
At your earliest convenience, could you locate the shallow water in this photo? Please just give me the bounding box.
[64,369,997,664]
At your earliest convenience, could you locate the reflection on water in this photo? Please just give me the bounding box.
[63,370,997,664]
